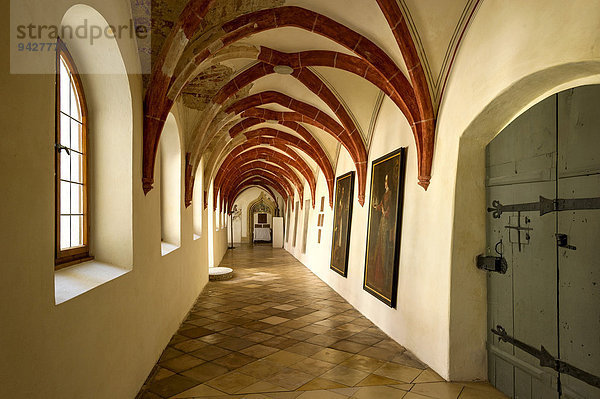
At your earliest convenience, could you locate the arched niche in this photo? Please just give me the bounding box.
[247,193,277,243]
[192,157,204,240]
[60,5,133,268]
[158,113,182,255]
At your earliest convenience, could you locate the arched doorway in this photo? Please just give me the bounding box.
[483,85,600,398]
[247,192,277,243]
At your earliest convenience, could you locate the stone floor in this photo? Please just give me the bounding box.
[137,244,507,399]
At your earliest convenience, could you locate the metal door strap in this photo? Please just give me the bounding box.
[488,196,600,218]
[491,325,600,389]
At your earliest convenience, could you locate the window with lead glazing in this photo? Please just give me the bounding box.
[55,39,90,268]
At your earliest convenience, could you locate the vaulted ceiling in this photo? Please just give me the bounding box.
[141,0,480,211]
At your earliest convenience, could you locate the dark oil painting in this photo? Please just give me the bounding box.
[330,171,355,277]
[363,148,407,307]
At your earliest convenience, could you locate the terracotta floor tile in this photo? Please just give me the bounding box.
[246,331,277,343]
[213,351,257,369]
[147,374,200,398]
[264,350,307,366]
[329,340,368,354]
[373,362,422,383]
[190,345,231,361]
[284,329,317,341]
[221,326,255,338]
[274,304,297,311]
[340,354,385,373]
[160,354,205,373]
[305,335,339,347]
[288,357,338,376]
[458,383,509,399]
[180,327,218,339]
[137,245,505,399]
[320,365,369,386]
[410,381,464,399]
[355,373,401,386]
[240,343,281,358]
[286,342,326,357]
[181,362,230,383]
[300,325,331,335]
[237,359,287,379]
[168,383,225,398]
[266,367,315,390]
[261,316,291,325]
[205,371,259,394]
[350,385,407,399]
[345,333,382,346]
[263,325,294,336]
[358,347,397,362]
[262,336,301,349]
[297,377,348,391]
[154,367,175,381]
[173,339,208,353]
[216,336,255,351]
[412,368,445,383]
[238,380,288,394]
[199,333,229,345]
[311,348,354,364]
[159,347,185,362]
[296,390,347,399]
[204,321,235,332]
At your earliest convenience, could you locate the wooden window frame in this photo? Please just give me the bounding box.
[55,38,92,269]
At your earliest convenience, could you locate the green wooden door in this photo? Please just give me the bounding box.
[485,85,600,398]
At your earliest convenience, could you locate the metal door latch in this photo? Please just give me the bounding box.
[556,233,576,250]
[476,255,508,274]
[477,240,508,274]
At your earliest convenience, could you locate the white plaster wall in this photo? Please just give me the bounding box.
[0,1,227,398]
[285,97,451,376]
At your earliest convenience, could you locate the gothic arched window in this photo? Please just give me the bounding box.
[55,39,90,268]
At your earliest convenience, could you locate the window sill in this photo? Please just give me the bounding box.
[54,260,130,305]
[161,241,180,256]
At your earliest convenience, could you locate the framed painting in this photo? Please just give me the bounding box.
[257,213,268,224]
[330,171,355,277]
[363,148,407,308]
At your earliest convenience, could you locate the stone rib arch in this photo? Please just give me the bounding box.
[187,63,366,202]
[199,122,333,211]
[230,178,288,210]
[220,161,305,209]
[215,144,315,193]
[223,169,297,212]
[242,128,334,205]
[232,185,278,207]
[215,145,317,209]
[143,3,436,206]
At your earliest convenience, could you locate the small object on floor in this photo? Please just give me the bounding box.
[209,267,233,281]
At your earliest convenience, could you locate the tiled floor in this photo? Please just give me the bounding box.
[137,244,507,399]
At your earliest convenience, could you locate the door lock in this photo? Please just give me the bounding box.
[477,240,508,274]
[556,233,576,250]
